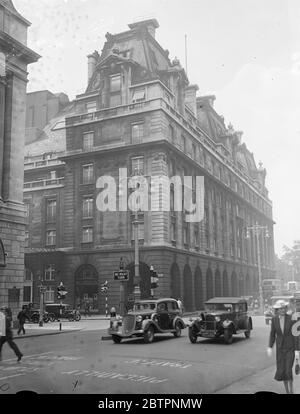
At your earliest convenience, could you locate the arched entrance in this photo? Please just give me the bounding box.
[125,262,151,301]
[215,269,222,297]
[206,268,214,300]
[223,270,229,296]
[231,271,238,296]
[183,264,193,311]
[194,266,202,310]
[170,263,181,299]
[75,264,99,311]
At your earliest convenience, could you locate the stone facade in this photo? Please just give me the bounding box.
[24,19,275,313]
[0,0,39,314]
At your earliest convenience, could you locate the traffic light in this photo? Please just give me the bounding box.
[57,282,67,300]
[150,266,159,289]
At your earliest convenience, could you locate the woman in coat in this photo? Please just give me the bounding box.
[267,299,300,394]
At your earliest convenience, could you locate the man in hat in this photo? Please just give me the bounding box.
[0,307,23,362]
[267,299,300,393]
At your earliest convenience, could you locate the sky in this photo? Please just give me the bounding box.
[14,0,300,257]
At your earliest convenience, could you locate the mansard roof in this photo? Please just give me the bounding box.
[86,19,188,93]
[0,0,31,26]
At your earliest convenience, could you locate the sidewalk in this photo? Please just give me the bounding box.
[216,364,300,394]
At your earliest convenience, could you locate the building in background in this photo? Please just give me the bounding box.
[24,19,275,313]
[0,0,39,313]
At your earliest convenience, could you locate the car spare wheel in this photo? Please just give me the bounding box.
[224,328,233,344]
[188,327,198,343]
[112,335,122,344]
[173,322,182,337]
[144,325,155,343]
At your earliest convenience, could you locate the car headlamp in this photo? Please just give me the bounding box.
[136,315,142,322]
[215,316,221,322]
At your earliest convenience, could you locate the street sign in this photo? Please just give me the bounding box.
[113,270,129,281]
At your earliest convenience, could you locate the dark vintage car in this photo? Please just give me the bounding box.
[188,297,253,344]
[108,298,186,344]
[22,304,50,323]
[44,303,81,322]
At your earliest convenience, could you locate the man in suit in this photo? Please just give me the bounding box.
[267,300,300,394]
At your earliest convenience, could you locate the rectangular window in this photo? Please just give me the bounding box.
[82,227,93,243]
[194,227,199,246]
[86,101,97,113]
[183,223,188,245]
[82,164,94,184]
[24,202,30,217]
[83,132,94,151]
[46,230,56,246]
[44,264,56,281]
[169,125,174,143]
[46,199,57,221]
[131,123,144,144]
[110,74,121,92]
[131,156,144,175]
[44,286,54,303]
[171,220,176,241]
[132,88,145,103]
[82,197,94,218]
[181,135,186,152]
[23,286,31,303]
[25,231,29,247]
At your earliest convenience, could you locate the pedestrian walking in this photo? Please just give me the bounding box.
[267,299,300,394]
[0,307,23,362]
[17,308,28,335]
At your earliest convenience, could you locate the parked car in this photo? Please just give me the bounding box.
[108,298,186,344]
[22,304,50,323]
[44,304,81,322]
[188,297,253,344]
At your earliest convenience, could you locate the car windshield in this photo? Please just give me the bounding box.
[205,303,233,312]
[133,303,156,311]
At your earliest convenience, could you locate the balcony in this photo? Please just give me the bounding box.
[66,99,162,127]
[24,177,64,191]
[24,158,64,170]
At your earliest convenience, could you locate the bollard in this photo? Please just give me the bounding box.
[59,322,62,331]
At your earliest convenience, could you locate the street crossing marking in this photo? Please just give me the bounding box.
[61,370,168,384]
[124,358,192,369]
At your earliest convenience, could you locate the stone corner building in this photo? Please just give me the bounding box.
[0,0,39,313]
[24,19,275,313]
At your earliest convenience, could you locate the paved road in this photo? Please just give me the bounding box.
[1,316,290,394]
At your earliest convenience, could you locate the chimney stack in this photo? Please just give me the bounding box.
[87,51,99,83]
[185,84,199,115]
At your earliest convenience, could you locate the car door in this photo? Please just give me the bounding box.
[237,302,248,329]
[157,302,171,330]
[167,301,178,327]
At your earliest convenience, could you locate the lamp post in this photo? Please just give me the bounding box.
[246,222,269,314]
[37,271,44,327]
[133,207,141,301]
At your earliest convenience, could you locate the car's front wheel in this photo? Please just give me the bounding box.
[188,326,198,343]
[112,335,122,344]
[224,328,233,344]
[244,320,252,338]
[173,322,182,338]
[144,325,155,343]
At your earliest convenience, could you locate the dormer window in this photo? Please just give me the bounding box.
[110,74,121,92]
[110,74,122,107]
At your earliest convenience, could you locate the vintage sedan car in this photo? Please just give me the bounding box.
[108,298,186,344]
[44,303,81,322]
[188,297,253,344]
